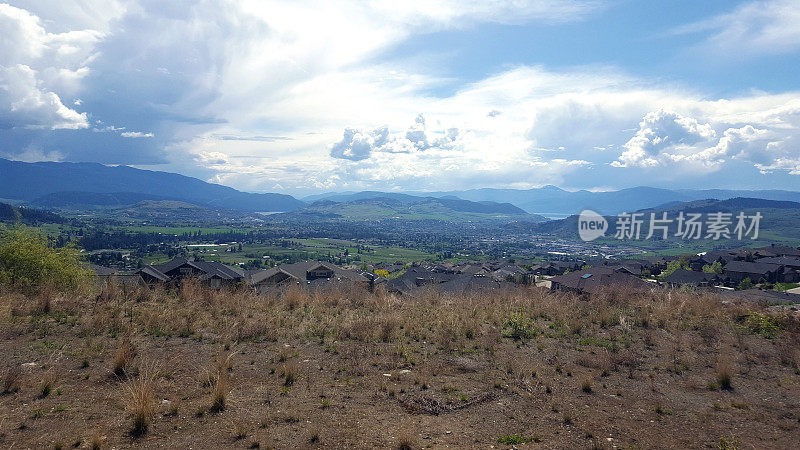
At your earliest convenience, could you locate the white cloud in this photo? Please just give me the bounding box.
[0,3,99,129]
[0,64,88,129]
[120,131,154,138]
[4,1,800,193]
[614,110,717,168]
[675,0,800,56]
[613,102,800,174]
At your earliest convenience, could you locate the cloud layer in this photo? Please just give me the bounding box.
[1,0,799,193]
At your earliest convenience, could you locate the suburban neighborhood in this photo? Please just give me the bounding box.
[88,244,800,307]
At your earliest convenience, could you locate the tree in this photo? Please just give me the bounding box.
[0,226,93,293]
[737,278,754,291]
[660,256,691,279]
[702,261,723,274]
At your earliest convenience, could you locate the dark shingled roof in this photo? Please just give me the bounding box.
[723,261,782,275]
[249,261,366,286]
[664,269,719,285]
[755,256,800,267]
[139,257,244,282]
[550,267,653,294]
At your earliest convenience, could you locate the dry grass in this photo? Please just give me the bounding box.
[124,366,156,436]
[1,282,799,448]
[112,339,137,377]
[715,357,735,391]
[208,354,233,413]
[2,366,21,394]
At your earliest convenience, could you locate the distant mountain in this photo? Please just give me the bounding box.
[309,186,800,217]
[301,191,423,203]
[0,158,304,212]
[428,186,800,216]
[0,202,64,224]
[29,191,172,208]
[533,197,800,243]
[284,196,544,222]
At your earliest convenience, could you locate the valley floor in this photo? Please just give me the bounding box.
[1,283,799,449]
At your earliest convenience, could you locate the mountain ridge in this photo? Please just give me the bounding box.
[0,158,304,212]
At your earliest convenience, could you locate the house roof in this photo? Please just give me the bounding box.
[139,257,244,282]
[664,269,718,285]
[720,288,800,305]
[751,245,800,258]
[249,261,366,285]
[138,265,170,282]
[549,267,652,294]
[754,256,800,267]
[86,263,117,276]
[723,260,782,275]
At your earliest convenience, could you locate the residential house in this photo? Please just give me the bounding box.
[663,269,721,287]
[721,261,783,286]
[248,261,368,293]
[549,267,653,295]
[137,257,245,288]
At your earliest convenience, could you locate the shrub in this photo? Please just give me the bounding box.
[736,278,753,291]
[497,434,532,445]
[502,311,535,341]
[0,225,93,293]
[744,312,780,339]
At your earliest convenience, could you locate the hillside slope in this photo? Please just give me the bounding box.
[0,158,304,212]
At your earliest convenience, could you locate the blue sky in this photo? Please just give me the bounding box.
[1,0,800,195]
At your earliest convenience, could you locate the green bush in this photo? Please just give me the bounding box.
[0,225,93,293]
[736,278,753,291]
[502,311,536,341]
[744,312,780,339]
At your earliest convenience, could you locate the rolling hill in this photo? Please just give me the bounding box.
[308,186,800,217]
[0,158,304,212]
[283,196,544,222]
[531,197,800,245]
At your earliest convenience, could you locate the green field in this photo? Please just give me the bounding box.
[184,237,434,267]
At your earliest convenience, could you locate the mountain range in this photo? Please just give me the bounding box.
[305,186,800,217]
[0,158,304,212]
[3,158,800,219]
[531,197,800,244]
[284,196,540,222]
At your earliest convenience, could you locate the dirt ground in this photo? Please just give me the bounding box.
[1,283,799,449]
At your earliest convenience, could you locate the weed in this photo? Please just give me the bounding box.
[581,377,593,393]
[2,366,21,394]
[282,360,298,387]
[124,369,156,436]
[716,358,734,391]
[113,339,137,376]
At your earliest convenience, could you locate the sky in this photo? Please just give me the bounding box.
[1,0,800,196]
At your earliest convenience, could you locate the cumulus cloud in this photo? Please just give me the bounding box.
[3,1,800,191]
[613,106,800,175]
[614,110,716,168]
[330,114,462,160]
[0,3,99,130]
[0,64,88,129]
